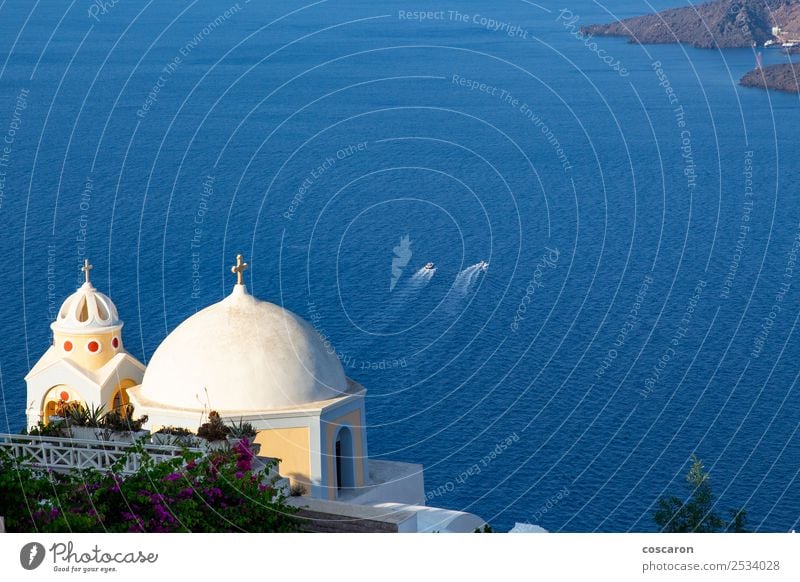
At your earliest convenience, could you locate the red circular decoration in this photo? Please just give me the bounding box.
[112,337,119,349]
[60,391,69,401]
[63,340,73,352]
[87,340,100,353]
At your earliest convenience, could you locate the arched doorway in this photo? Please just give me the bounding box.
[41,385,75,424]
[334,426,356,493]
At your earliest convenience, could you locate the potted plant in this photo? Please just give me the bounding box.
[66,403,105,441]
[227,417,260,454]
[100,406,149,442]
[152,426,197,447]
[197,411,230,451]
[49,399,76,426]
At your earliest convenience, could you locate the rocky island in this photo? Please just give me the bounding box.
[582,0,800,93]
[740,63,800,92]
[582,0,800,48]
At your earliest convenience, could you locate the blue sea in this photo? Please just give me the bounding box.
[0,0,798,532]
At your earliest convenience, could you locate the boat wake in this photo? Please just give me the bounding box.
[442,262,488,313]
[389,266,436,300]
[454,264,481,293]
[408,266,435,286]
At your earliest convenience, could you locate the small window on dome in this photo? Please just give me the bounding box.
[112,337,119,349]
[87,340,101,353]
[97,299,109,320]
[63,340,73,352]
[76,297,89,322]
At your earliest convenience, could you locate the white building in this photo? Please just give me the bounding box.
[25,260,145,428]
[24,256,485,532]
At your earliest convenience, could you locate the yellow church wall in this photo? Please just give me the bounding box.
[53,330,122,370]
[254,426,311,488]
[325,408,365,499]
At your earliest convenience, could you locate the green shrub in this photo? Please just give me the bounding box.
[654,455,748,533]
[0,441,299,533]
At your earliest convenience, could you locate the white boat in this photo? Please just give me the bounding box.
[423,262,435,270]
[478,260,489,271]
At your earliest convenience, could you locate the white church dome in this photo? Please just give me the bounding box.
[136,284,347,412]
[51,281,121,334]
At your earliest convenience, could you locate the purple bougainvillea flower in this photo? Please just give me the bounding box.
[236,447,254,472]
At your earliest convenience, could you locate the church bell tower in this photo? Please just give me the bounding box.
[24,259,145,428]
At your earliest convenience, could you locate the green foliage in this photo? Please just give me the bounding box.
[49,401,148,432]
[25,420,66,437]
[101,405,148,432]
[654,455,748,532]
[228,418,256,439]
[155,426,193,436]
[473,523,493,533]
[0,441,299,533]
[84,403,107,427]
[54,401,106,428]
[65,402,89,426]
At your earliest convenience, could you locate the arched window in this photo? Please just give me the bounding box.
[110,379,135,414]
[111,390,126,412]
[44,400,58,423]
[334,426,356,493]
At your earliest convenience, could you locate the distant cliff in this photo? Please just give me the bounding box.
[582,0,800,49]
[740,63,800,92]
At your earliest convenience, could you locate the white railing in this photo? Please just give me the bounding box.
[0,433,204,475]
[0,433,289,497]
